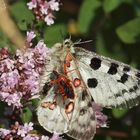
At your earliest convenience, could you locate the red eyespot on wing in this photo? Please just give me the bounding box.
[41,102,51,108]
[49,102,56,110]
[41,101,56,110]
[74,78,81,87]
[65,102,74,114]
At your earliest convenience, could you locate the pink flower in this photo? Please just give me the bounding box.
[27,0,60,25]
[35,40,50,57]
[93,103,108,128]
[0,48,9,60]
[41,135,49,140]
[0,32,49,107]
[5,93,22,108]
[49,0,59,11]
[23,135,40,140]
[50,133,64,140]
[1,69,19,88]
[0,58,14,73]
[17,122,33,137]
[27,0,37,10]
[0,92,9,101]
[27,31,36,44]
[0,128,11,138]
[44,14,54,26]
[40,1,49,14]
[23,122,34,132]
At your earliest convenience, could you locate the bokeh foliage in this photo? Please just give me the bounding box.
[0,0,140,140]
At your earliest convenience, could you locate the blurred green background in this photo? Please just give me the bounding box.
[0,0,140,140]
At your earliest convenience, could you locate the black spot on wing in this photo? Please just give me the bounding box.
[123,66,130,72]
[136,72,140,78]
[90,115,95,120]
[118,73,129,83]
[107,63,119,75]
[42,82,51,95]
[87,78,98,88]
[79,108,87,116]
[129,85,139,92]
[129,88,134,92]
[138,80,140,85]
[82,90,87,100]
[133,85,138,91]
[90,57,101,70]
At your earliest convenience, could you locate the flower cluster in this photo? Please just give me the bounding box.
[0,122,45,140]
[0,122,64,140]
[27,0,60,25]
[0,31,49,108]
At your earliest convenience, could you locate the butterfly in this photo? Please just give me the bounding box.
[37,39,140,140]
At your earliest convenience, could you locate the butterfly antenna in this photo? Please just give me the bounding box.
[74,40,93,45]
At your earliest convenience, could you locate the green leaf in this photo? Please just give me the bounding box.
[112,109,128,118]
[103,0,133,13]
[116,18,140,44]
[10,1,34,30]
[44,24,67,47]
[21,107,33,123]
[78,0,101,33]
[103,0,124,13]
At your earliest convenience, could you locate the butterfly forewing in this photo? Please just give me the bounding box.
[74,47,140,108]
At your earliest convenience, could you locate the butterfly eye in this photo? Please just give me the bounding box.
[63,39,73,48]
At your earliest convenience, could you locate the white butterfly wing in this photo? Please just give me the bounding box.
[37,87,69,134]
[74,47,140,108]
[67,101,96,140]
[37,85,96,140]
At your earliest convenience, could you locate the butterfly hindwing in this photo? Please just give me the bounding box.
[67,91,96,140]
[74,47,140,108]
[37,87,69,133]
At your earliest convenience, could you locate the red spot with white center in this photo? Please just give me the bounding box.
[65,102,74,114]
[74,78,81,87]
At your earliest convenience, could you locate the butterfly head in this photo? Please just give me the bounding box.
[63,39,75,53]
[52,39,75,54]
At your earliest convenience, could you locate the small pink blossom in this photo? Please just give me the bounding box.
[23,135,40,140]
[24,122,34,132]
[49,0,59,11]
[0,48,9,60]
[45,14,54,26]
[27,0,37,10]
[93,103,108,128]
[5,93,22,108]
[35,40,50,57]
[40,1,49,14]
[0,92,9,101]
[41,135,49,140]
[17,122,33,137]
[50,133,64,140]
[95,111,108,128]
[0,128,11,138]
[0,58,14,73]
[27,31,36,45]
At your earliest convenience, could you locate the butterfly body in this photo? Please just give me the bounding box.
[37,39,140,140]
